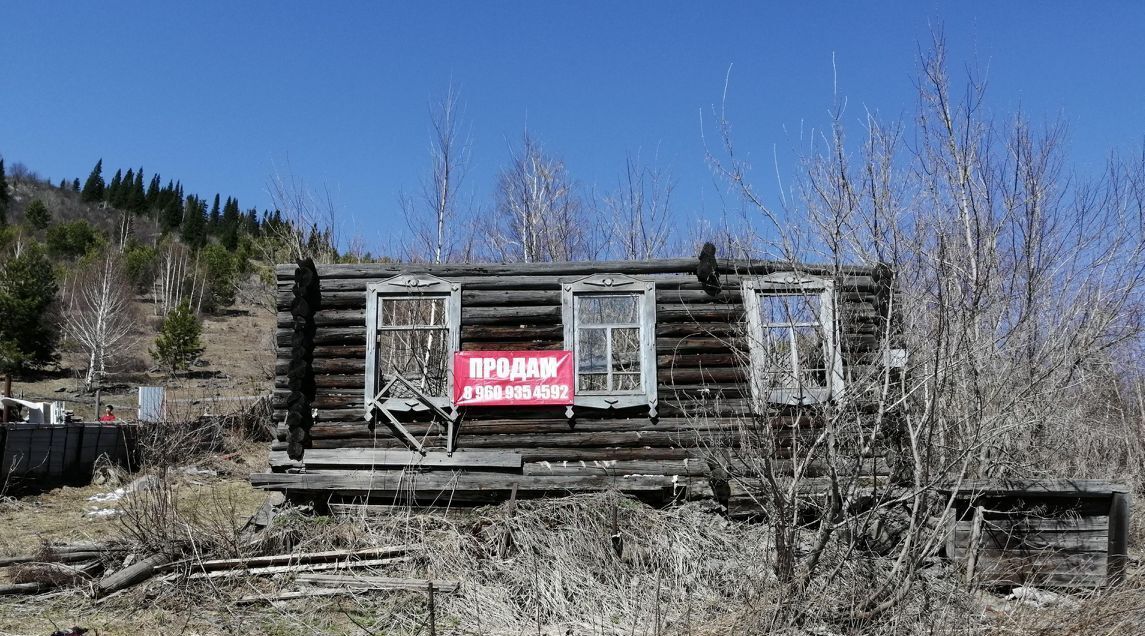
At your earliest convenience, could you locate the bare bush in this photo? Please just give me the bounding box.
[697,33,1145,627]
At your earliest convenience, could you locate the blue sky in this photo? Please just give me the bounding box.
[2,2,1143,255]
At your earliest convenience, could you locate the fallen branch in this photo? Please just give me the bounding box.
[95,553,175,597]
[159,543,422,573]
[0,582,51,595]
[295,573,459,593]
[166,556,413,581]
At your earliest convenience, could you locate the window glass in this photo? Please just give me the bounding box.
[749,285,837,401]
[376,327,449,397]
[575,295,644,393]
[578,295,639,325]
[381,297,446,327]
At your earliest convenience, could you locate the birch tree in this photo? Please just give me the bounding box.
[63,251,137,389]
[402,83,473,264]
[598,154,675,259]
[491,132,594,262]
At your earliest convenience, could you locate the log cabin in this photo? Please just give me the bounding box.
[250,253,898,508]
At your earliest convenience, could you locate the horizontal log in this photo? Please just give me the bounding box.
[462,325,563,340]
[302,416,788,437]
[271,449,523,470]
[523,459,709,477]
[251,469,692,495]
[275,259,878,280]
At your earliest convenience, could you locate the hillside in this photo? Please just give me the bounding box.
[0,161,279,418]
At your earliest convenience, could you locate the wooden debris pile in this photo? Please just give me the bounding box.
[0,539,455,605]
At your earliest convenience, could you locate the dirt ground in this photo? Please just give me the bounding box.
[6,299,276,422]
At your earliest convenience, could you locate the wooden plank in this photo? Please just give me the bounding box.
[295,573,459,593]
[1108,492,1130,585]
[179,557,411,580]
[270,449,523,470]
[162,545,420,572]
[523,459,709,477]
[947,480,1130,496]
[250,470,684,494]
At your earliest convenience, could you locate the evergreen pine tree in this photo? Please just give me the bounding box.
[208,194,221,234]
[146,174,161,208]
[72,178,81,192]
[0,159,9,225]
[180,195,208,248]
[81,159,106,202]
[220,196,241,250]
[150,301,203,374]
[245,209,260,237]
[58,178,67,190]
[127,168,146,213]
[107,169,124,206]
[0,246,60,372]
[160,194,183,233]
[24,199,50,230]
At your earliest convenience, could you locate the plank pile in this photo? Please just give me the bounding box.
[0,540,454,604]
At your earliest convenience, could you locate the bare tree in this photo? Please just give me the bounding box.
[402,82,474,264]
[490,131,595,262]
[264,163,340,265]
[63,251,138,390]
[598,153,675,259]
[701,32,1145,626]
[152,241,205,316]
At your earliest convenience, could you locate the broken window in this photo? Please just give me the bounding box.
[365,275,460,411]
[562,274,657,415]
[742,276,843,405]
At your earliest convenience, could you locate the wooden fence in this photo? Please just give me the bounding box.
[0,422,138,485]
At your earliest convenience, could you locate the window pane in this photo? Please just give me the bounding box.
[376,328,448,397]
[381,297,446,327]
[579,294,639,325]
[611,327,641,374]
[759,294,820,326]
[579,373,607,392]
[577,328,607,373]
[614,373,641,391]
[792,325,827,388]
[760,326,796,389]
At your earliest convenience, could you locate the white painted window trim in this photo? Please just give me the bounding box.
[561,273,658,416]
[364,273,461,415]
[741,274,845,406]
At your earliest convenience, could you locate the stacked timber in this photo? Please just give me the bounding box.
[254,258,894,506]
[284,258,321,460]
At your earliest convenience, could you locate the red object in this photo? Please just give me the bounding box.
[98,414,116,422]
[453,351,574,406]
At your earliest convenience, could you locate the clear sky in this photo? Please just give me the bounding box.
[2,2,1143,255]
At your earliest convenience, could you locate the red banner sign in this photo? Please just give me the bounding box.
[453,351,574,406]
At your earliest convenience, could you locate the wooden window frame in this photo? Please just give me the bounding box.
[562,274,658,416]
[364,273,461,415]
[742,274,844,406]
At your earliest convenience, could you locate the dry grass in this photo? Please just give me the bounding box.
[1,485,1143,635]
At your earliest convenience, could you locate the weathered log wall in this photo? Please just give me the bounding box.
[252,258,894,505]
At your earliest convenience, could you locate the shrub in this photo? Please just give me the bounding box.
[45,219,103,260]
[150,301,203,374]
[24,199,50,230]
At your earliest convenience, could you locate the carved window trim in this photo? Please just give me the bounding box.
[742,273,844,406]
[561,273,658,416]
[364,273,461,414]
